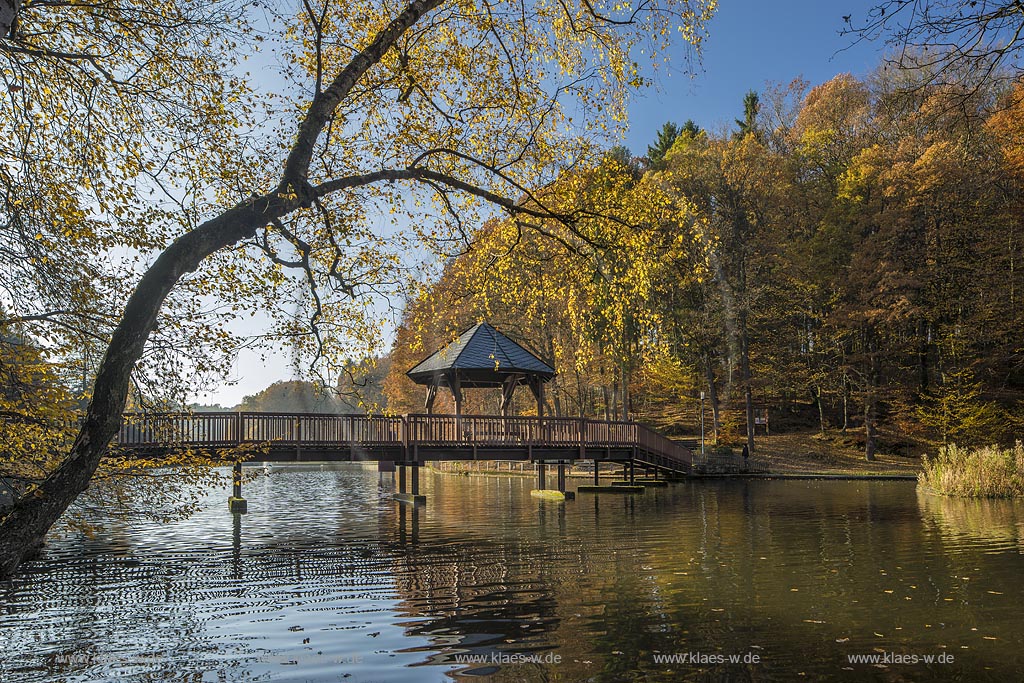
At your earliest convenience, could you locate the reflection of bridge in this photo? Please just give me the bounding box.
[116,412,692,504]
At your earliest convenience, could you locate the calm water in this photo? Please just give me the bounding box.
[2,466,1023,682]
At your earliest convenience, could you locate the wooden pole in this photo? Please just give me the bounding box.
[228,460,247,513]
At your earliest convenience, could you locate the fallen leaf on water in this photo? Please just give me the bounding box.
[836,638,849,643]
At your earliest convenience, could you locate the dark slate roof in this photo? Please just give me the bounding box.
[407,322,555,387]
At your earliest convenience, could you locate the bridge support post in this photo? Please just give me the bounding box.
[394,462,426,504]
[228,461,247,513]
[594,461,599,485]
[537,463,546,490]
[557,464,566,492]
[629,459,635,484]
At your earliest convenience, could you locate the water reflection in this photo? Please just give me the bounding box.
[918,490,1024,553]
[0,467,1023,681]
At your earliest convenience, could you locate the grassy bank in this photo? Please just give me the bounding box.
[426,431,924,478]
[749,433,922,476]
[918,443,1024,498]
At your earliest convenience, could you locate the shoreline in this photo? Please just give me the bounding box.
[427,464,920,481]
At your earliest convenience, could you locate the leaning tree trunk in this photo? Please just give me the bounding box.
[0,196,289,578]
[0,0,447,578]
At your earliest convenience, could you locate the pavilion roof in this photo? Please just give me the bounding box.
[406,322,555,387]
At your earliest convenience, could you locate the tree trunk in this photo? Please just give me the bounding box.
[620,363,629,421]
[0,0,457,579]
[917,318,930,391]
[739,314,755,455]
[812,385,826,435]
[703,353,721,444]
[0,196,291,578]
[864,328,881,462]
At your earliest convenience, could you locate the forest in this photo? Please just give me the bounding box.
[380,69,1024,461]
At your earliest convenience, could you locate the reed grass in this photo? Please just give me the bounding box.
[918,442,1024,498]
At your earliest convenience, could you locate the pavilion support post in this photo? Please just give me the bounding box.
[527,377,545,418]
[450,372,463,418]
[500,375,518,417]
[424,383,438,414]
[228,461,247,513]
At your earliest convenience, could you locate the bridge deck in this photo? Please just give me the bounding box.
[116,412,691,474]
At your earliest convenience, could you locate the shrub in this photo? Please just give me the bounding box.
[918,442,1024,498]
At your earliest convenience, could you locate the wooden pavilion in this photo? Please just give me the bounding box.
[406,322,555,417]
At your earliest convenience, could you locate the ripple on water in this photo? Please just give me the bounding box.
[2,468,1024,681]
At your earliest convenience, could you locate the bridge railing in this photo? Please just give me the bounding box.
[118,412,239,447]
[117,412,690,469]
[239,412,403,446]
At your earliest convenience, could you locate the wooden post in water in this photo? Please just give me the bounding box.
[411,463,419,496]
[228,461,247,513]
[557,464,566,492]
[537,462,546,490]
[398,465,407,494]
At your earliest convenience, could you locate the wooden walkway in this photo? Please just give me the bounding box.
[116,412,692,474]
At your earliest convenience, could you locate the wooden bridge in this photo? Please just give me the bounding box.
[116,412,692,506]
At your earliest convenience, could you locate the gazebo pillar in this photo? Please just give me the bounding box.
[528,376,545,418]
[424,382,438,414]
[500,375,519,417]
[449,372,463,417]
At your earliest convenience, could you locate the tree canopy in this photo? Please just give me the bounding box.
[0,0,716,576]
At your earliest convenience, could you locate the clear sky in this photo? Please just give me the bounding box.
[623,0,882,154]
[194,0,889,408]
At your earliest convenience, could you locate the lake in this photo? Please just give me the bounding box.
[2,465,1023,681]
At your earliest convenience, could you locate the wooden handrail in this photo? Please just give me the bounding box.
[116,411,691,469]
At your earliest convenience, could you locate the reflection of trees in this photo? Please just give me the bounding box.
[917,491,1023,552]
[387,506,563,676]
[7,472,1024,682]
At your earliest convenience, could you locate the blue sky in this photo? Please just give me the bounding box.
[622,0,882,154]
